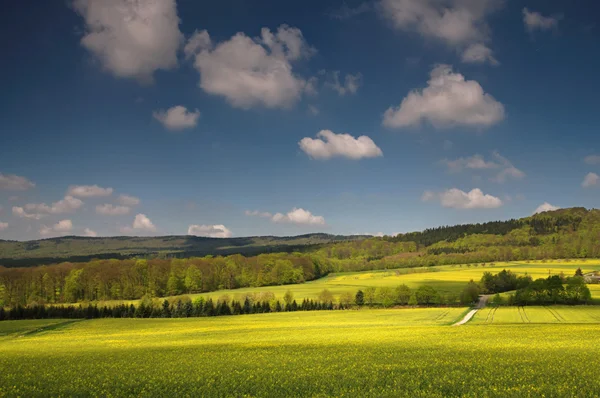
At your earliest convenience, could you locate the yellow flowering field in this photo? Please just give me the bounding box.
[473,305,600,324]
[2,307,600,397]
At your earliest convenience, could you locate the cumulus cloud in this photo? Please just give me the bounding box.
[118,194,140,206]
[383,65,504,129]
[0,173,35,190]
[325,71,363,96]
[247,208,326,226]
[72,0,183,83]
[96,204,130,216]
[40,219,73,237]
[299,130,383,160]
[533,202,560,215]
[83,228,98,237]
[582,172,599,188]
[0,222,8,231]
[245,210,273,218]
[523,8,559,32]
[24,196,84,216]
[189,25,316,109]
[272,208,326,225]
[132,213,156,232]
[379,0,502,63]
[12,206,43,220]
[153,106,200,131]
[443,152,525,183]
[188,224,232,238]
[423,188,503,209]
[68,185,113,197]
[184,30,211,59]
[461,43,498,65]
[584,155,600,165]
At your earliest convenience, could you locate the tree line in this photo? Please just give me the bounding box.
[481,269,592,305]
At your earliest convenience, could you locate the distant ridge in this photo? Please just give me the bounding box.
[0,233,369,267]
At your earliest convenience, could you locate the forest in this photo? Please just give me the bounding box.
[2,207,600,306]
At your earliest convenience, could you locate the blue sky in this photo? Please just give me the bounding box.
[1,0,599,240]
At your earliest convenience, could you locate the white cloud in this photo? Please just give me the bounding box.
[383,65,504,129]
[40,219,73,237]
[189,25,316,109]
[184,30,211,59]
[523,8,559,32]
[83,228,98,237]
[443,154,499,172]
[299,130,383,160]
[379,0,501,63]
[118,194,140,206]
[153,106,200,131]
[187,224,232,238]
[272,208,326,225]
[461,43,498,65]
[24,196,84,216]
[533,202,560,215]
[68,185,113,197]
[325,71,363,96]
[0,222,8,231]
[245,210,273,218]
[307,105,319,116]
[330,2,371,19]
[12,206,43,220]
[73,0,183,83]
[0,173,35,190]
[582,172,599,188]
[443,152,525,183]
[96,204,130,216]
[584,155,600,165]
[421,190,436,201]
[132,213,156,232]
[424,188,503,209]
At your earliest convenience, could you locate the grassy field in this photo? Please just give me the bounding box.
[2,308,600,397]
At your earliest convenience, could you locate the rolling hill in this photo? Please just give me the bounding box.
[0,233,369,267]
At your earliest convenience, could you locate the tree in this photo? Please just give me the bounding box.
[416,285,437,305]
[492,293,503,306]
[376,287,395,308]
[63,269,84,303]
[338,292,354,308]
[364,287,376,306]
[355,290,364,306]
[318,289,334,304]
[166,272,182,296]
[460,280,480,305]
[184,265,202,293]
[283,290,294,306]
[408,293,417,307]
[395,284,411,305]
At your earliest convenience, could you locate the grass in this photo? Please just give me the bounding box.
[2,308,600,397]
[473,306,600,324]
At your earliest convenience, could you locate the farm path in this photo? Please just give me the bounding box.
[453,295,491,326]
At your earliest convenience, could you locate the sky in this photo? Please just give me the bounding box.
[1,0,599,241]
